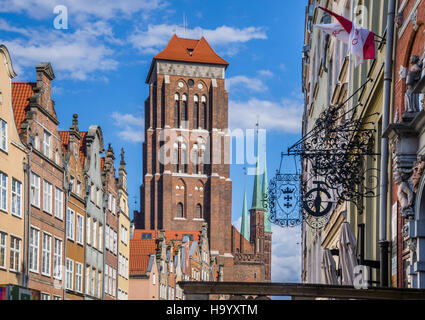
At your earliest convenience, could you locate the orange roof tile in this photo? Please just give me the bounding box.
[79,131,87,166]
[58,131,69,152]
[100,157,105,171]
[130,254,151,276]
[11,82,35,133]
[154,34,229,66]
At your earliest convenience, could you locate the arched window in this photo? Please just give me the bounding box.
[193,95,199,129]
[200,144,206,174]
[173,142,179,173]
[201,96,207,129]
[182,94,188,128]
[196,204,202,219]
[192,144,199,174]
[177,203,184,218]
[174,93,180,128]
[181,142,188,173]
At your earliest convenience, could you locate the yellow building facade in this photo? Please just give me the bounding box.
[0,45,26,286]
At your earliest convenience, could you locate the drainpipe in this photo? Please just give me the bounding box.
[63,164,71,300]
[379,0,396,288]
[23,144,32,288]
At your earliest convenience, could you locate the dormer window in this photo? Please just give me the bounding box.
[187,49,193,56]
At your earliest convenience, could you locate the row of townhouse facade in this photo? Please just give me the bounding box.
[129,224,213,300]
[0,44,131,299]
[302,0,425,289]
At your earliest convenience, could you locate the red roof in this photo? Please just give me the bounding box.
[100,157,105,171]
[133,229,200,242]
[11,82,36,133]
[58,131,69,152]
[154,34,229,66]
[130,239,157,275]
[79,131,87,166]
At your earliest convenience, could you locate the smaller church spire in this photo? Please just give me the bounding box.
[241,169,250,241]
[262,149,272,233]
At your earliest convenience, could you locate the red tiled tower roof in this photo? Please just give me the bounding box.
[79,131,88,166]
[154,34,229,66]
[11,82,36,133]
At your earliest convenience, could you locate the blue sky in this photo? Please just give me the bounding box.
[0,0,305,283]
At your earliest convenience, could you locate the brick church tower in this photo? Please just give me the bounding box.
[135,35,234,272]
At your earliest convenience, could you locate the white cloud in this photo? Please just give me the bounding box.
[2,21,119,81]
[111,112,144,143]
[226,75,268,93]
[271,225,301,283]
[229,97,304,133]
[257,69,274,77]
[0,0,165,20]
[129,24,267,54]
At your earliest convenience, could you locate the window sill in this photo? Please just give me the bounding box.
[173,217,187,221]
[43,210,53,216]
[31,204,40,210]
[11,213,23,219]
[0,208,8,214]
[54,215,64,222]
[41,272,51,278]
[9,269,21,274]
[29,269,39,275]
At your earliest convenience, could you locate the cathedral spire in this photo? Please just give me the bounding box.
[262,148,272,233]
[240,187,250,241]
[251,123,264,211]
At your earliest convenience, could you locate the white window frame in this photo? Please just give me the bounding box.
[30,172,40,208]
[104,266,109,294]
[108,266,112,296]
[29,227,39,273]
[43,130,51,158]
[41,232,52,276]
[105,225,110,250]
[92,219,97,249]
[97,271,102,298]
[9,235,21,272]
[112,268,116,297]
[112,196,116,215]
[54,187,64,220]
[86,216,91,246]
[113,231,117,255]
[65,258,74,290]
[0,231,7,269]
[40,293,50,300]
[66,208,75,241]
[0,171,7,212]
[75,262,83,293]
[76,214,84,245]
[43,180,52,214]
[86,265,90,295]
[0,118,7,152]
[11,178,22,218]
[53,237,62,280]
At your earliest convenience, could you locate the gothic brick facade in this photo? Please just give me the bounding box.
[135,35,271,283]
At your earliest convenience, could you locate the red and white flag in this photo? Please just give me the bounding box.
[314,6,375,67]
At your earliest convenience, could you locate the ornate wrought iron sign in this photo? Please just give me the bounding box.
[269,80,380,229]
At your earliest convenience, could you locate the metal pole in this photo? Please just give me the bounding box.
[380,0,396,288]
[24,146,32,288]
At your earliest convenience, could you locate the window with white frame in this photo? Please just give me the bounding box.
[108,265,112,296]
[75,262,83,293]
[0,231,6,269]
[53,238,62,280]
[41,233,51,276]
[0,119,7,151]
[0,172,7,212]
[52,295,61,300]
[109,226,113,252]
[66,208,75,241]
[76,214,84,245]
[29,227,39,273]
[90,184,95,203]
[112,196,116,215]
[112,268,116,297]
[76,181,81,196]
[34,134,40,151]
[43,180,52,214]
[125,258,128,279]
[30,172,40,207]
[86,265,90,295]
[43,130,52,158]
[152,273,156,285]
[113,231,117,255]
[96,188,101,207]
[90,268,95,296]
[104,266,109,294]
[92,219,97,249]
[40,293,50,300]
[108,193,112,211]
[97,271,102,298]
[105,225,109,250]
[69,176,75,193]
[86,216,91,245]
[9,236,21,272]
[54,187,63,220]
[11,178,22,218]
[98,224,103,251]
[65,258,74,290]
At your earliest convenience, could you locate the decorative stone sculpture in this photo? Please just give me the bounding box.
[412,155,425,193]
[404,55,423,113]
[394,167,415,217]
